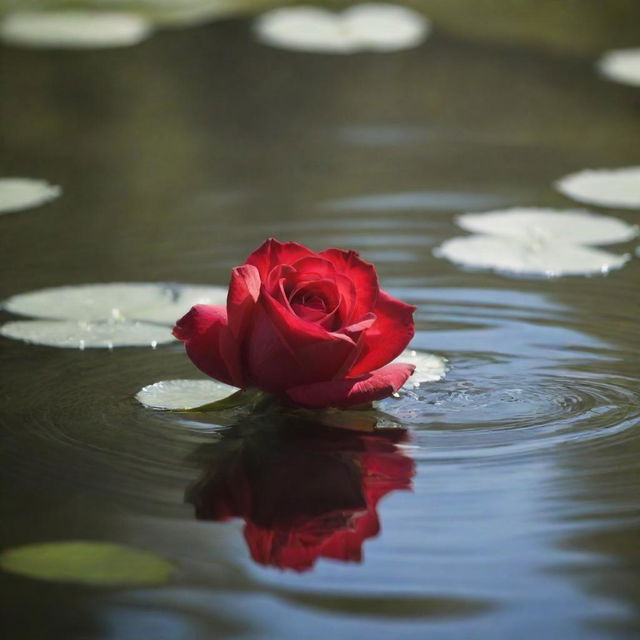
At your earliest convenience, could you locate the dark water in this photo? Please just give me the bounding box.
[1,13,640,640]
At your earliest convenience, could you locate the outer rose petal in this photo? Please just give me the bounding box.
[245,238,316,280]
[227,264,261,341]
[320,248,379,321]
[173,305,244,387]
[348,290,416,376]
[286,362,415,409]
[244,290,358,393]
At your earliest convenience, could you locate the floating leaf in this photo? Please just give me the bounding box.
[0,178,61,214]
[254,3,429,54]
[0,11,152,49]
[394,349,448,387]
[435,235,629,277]
[456,208,638,246]
[555,167,640,210]
[136,379,238,410]
[2,282,227,323]
[597,48,640,87]
[0,319,174,349]
[0,541,174,586]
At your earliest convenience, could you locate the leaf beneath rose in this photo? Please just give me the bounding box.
[0,178,61,214]
[254,4,429,54]
[135,379,239,410]
[0,11,152,49]
[0,320,174,349]
[456,208,638,246]
[0,541,174,586]
[2,282,227,323]
[394,349,448,388]
[555,167,640,209]
[597,48,640,87]
[435,235,629,277]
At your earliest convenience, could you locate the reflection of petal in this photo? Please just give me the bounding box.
[187,419,414,572]
[435,235,629,277]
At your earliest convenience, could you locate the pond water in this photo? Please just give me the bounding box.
[1,8,639,640]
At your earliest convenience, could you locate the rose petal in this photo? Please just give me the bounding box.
[245,238,316,280]
[173,305,243,387]
[348,291,416,376]
[227,264,261,341]
[320,248,379,321]
[244,290,358,392]
[286,362,415,409]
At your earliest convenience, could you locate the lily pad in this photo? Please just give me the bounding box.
[0,541,174,586]
[597,48,640,87]
[0,320,174,349]
[555,167,640,209]
[254,3,429,54]
[2,282,227,323]
[136,379,238,410]
[0,178,61,214]
[394,349,448,387]
[435,235,629,277]
[0,11,152,49]
[456,208,638,246]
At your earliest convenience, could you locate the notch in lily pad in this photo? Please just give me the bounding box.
[0,541,175,586]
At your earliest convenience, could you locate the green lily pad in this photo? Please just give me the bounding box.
[0,541,174,586]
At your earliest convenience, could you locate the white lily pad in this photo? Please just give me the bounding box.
[0,178,61,214]
[0,11,152,49]
[457,208,638,246]
[136,379,238,410]
[0,319,174,349]
[2,282,227,323]
[0,541,174,586]
[254,3,429,54]
[597,48,640,87]
[435,235,629,277]
[555,167,640,210]
[394,349,448,387]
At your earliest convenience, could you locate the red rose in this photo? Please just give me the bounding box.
[173,238,416,408]
[188,420,414,572]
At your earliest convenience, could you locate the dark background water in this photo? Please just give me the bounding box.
[1,4,639,639]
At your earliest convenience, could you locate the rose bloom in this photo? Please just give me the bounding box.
[188,422,414,572]
[174,238,416,408]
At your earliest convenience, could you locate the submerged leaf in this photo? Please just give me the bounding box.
[555,167,640,209]
[0,541,174,586]
[0,178,61,214]
[0,11,152,49]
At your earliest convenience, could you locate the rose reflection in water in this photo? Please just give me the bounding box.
[187,417,414,572]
